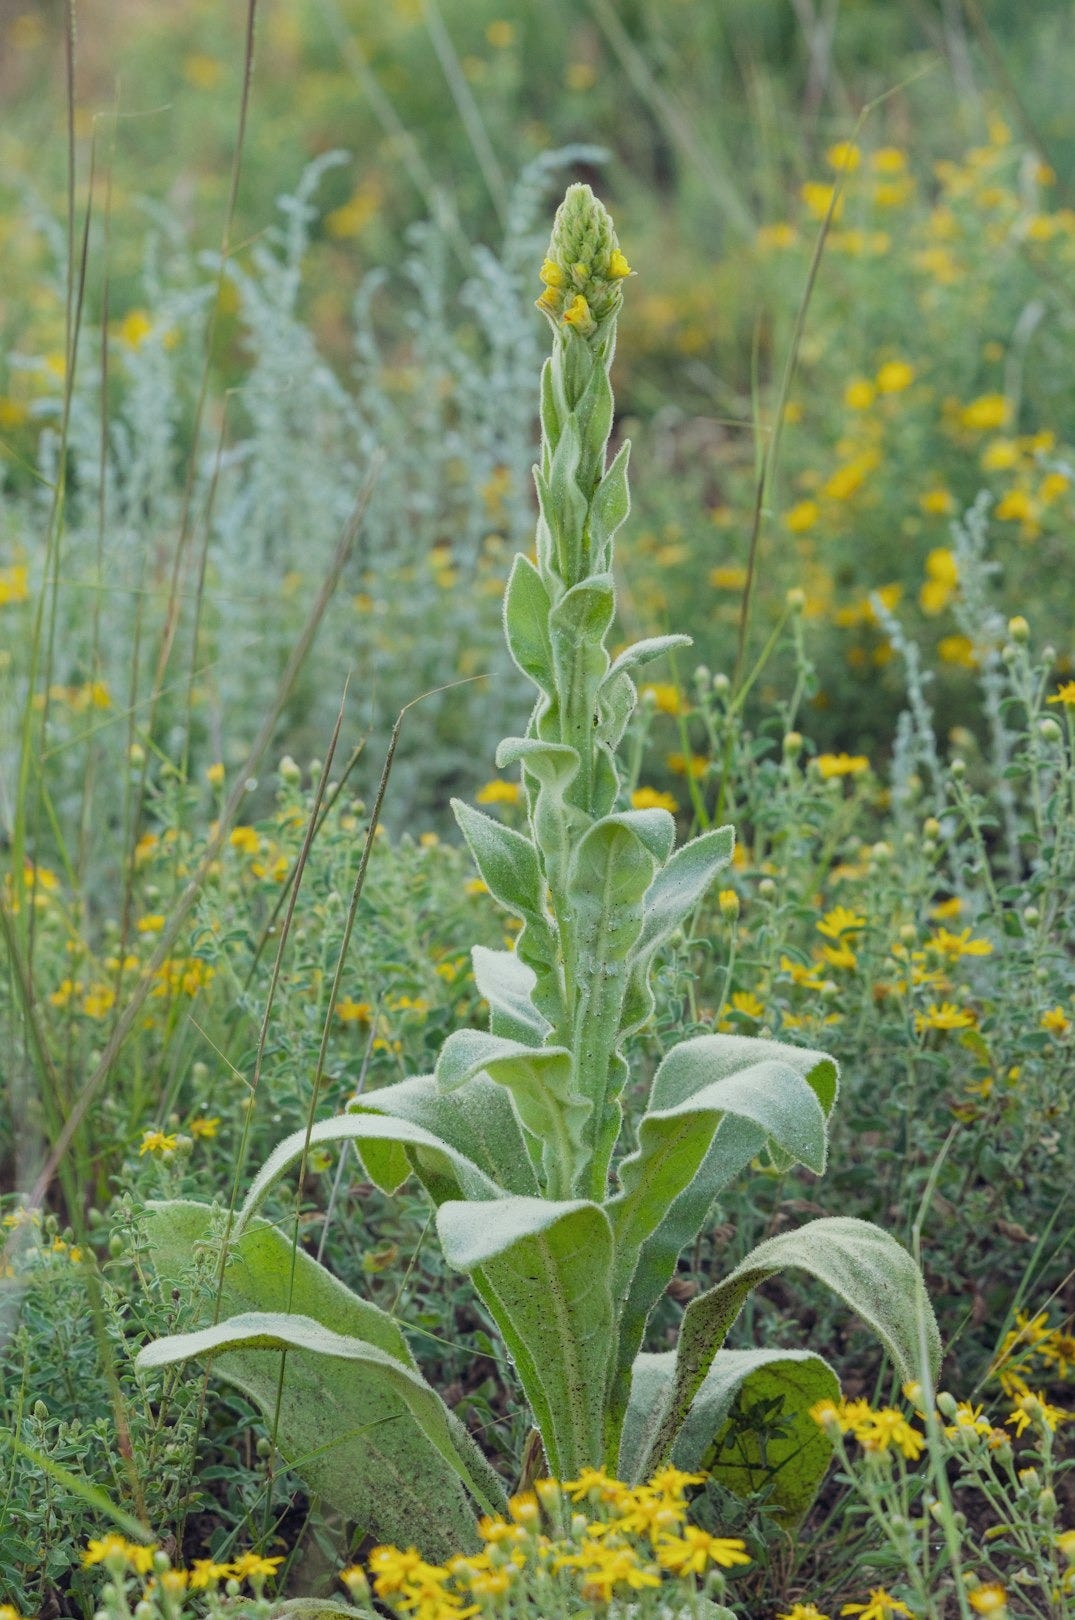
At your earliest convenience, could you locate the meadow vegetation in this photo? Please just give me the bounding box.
[1,4,1073,1618]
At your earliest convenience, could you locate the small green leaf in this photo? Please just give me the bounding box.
[238,1112,503,1231]
[605,635,694,683]
[588,440,631,567]
[503,554,555,697]
[471,945,550,1046]
[622,827,736,1037]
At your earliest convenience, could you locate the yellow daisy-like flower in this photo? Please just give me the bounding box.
[778,1606,831,1620]
[640,681,684,715]
[968,1582,1008,1614]
[631,787,679,813]
[189,1558,235,1589]
[815,752,870,780]
[139,1130,179,1156]
[817,906,866,939]
[230,1551,285,1580]
[1041,1007,1071,1036]
[914,1002,975,1033]
[730,990,766,1020]
[841,1589,913,1619]
[1046,680,1075,707]
[81,1535,156,1572]
[475,779,521,806]
[655,1527,749,1574]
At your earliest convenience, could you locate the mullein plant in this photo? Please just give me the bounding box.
[138,187,939,1560]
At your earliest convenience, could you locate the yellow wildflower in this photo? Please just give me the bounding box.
[841,1591,913,1620]
[631,787,679,813]
[1046,681,1075,706]
[1005,1390,1067,1437]
[875,359,915,394]
[778,1607,831,1620]
[968,1584,1007,1615]
[920,487,954,514]
[995,487,1035,525]
[0,565,30,606]
[930,928,992,959]
[656,1527,750,1574]
[230,1551,284,1580]
[787,499,820,532]
[139,1130,179,1155]
[960,393,1009,432]
[915,1002,975,1033]
[731,990,765,1020]
[817,906,866,939]
[476,779,521,806]
[844,378,875,410]
[608,249,632,278]
[229,825,260,854]
[336,998,372,1023]
[826,141,861,173]
[1041,1007,1071,1036]
[82,1535,156,1572]
[815,752,869,779]
[190,1116,221,1139]
[118,310,153,348]
[562,293,594,329]
[710,565,748,589]
[640,681,683,715]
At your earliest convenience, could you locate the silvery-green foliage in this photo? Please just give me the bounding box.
[139,186,938,1550]
[0,152,596,856]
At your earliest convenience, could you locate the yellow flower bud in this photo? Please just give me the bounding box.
[539,258,564,287]
[608,249,631,278]
[562,294,593,329]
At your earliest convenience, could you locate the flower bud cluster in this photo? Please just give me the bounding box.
[537,183,632,335]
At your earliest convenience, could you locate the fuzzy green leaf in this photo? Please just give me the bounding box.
[622,827,736,1037]
[605,635,694,683]
[436,1196,614,1477]
[138,1310,500,1517]
[356,1071,539,1199]
[588,440,631,569]
[639,1216,941,1475]
[436,1029,589,1196]
[503,554,555,698]
[621,1348,838,1525]
[237,1112,503,1230]
[138,1202,503,1556]
[471,945,550,1047]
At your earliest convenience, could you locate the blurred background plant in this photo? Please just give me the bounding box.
[2,0,1074,1615]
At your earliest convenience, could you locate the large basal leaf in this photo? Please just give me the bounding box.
[620,1347,839,1526]
[639,1216,941,1476]
[237,1112,504,1230]
[605,1058,827,1436]
[355,1071,539,1200]
[138,1202,504,1557]
[436,1029,590,1198]
[436,1196,614,1478]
